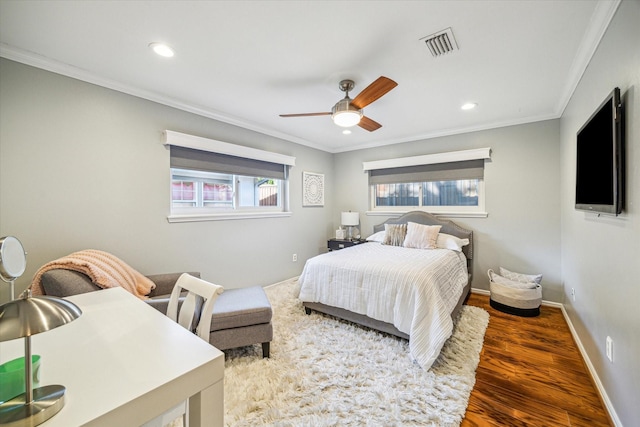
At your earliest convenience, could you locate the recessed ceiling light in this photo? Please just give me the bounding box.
[461,102,477,110]
[342,129,352,135]
[149,42,174,58]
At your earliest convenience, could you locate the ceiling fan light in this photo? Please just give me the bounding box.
[331,98,362,127]
[333,111,362,127]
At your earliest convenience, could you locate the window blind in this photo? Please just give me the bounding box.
[170,146,286,180]
[164,130,295,180]
[369,159,484,184]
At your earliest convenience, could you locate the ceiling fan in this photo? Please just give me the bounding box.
[280,76,398,131]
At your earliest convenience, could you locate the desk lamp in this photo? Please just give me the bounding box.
[0,240,82,426]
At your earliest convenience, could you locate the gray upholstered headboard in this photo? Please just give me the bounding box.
[373,211,474,278]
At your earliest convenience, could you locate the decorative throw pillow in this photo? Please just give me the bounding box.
[436,233,470,252]
[500,267,543,284]
[488,269,538,289]
[402,222,441,249]
[382,224,407,246]
[365,230,386,243]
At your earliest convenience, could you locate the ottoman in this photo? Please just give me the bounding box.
[209,286,273,357]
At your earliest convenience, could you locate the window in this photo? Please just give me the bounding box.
[171,169,234,208]
[164,131,295,222]
[364,148,490,217]
[170,169,281,210]
[375,179,479,207]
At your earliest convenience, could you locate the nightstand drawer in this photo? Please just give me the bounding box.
[327,239,367,251]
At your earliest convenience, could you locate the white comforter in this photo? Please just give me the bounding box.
[297,242,468,369]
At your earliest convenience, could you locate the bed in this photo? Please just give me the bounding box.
[297,211,473,369]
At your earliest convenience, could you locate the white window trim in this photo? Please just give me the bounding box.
[164,130,296,166]
[365,147,491,218]
[362,147,491,171]
[168,211,293,223]
[164,130,295,222]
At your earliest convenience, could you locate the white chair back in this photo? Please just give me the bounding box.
[154,275,223,427]
[167,273,224,341]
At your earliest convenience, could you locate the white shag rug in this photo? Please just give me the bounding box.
[221,277,489,427]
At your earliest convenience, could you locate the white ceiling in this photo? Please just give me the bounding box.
[0,1,619,153]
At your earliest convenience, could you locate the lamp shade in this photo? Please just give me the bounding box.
[341,211,360,227]
[0,295,82,342]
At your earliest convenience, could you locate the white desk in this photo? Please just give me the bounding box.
[0,288,224,426]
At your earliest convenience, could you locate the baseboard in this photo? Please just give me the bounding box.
[559,305,622,427]
[470,287,622,426]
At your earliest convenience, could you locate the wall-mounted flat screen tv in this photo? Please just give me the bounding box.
[575,87,624,215]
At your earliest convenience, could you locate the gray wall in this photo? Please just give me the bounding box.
[0,58,334,301]
[334,120,562,301]
[560,0,640,425]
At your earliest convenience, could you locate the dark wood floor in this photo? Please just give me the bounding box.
[462,292,612,427]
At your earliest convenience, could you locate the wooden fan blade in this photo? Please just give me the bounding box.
[351,76,398,109]
[279,112,331,117]
[358,116,382,132]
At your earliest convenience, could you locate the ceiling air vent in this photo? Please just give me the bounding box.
[420,27,458,57]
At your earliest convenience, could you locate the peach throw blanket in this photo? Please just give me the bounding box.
[31,249,155,299]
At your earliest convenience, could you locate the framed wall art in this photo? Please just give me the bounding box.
[302,171,324,207]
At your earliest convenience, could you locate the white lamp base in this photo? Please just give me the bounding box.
[0,385,66,427]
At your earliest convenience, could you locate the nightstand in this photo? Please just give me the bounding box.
[327,239,367,251]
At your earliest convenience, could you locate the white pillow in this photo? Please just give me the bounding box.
[488,270,538,289]
[499,267,543,284]
[436,233,470,252]
[365,230,385,242]
[403,222,441,249]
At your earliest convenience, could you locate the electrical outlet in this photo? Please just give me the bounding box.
[606,336,614,362]
[292,253,297,262]
[571,288,576,302]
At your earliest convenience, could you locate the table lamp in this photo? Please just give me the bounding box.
[341,211,360,241]
[0,290,82,426]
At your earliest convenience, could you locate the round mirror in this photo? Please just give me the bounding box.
[0,236,27,282]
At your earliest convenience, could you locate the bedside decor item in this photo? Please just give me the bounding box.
[0,290,82,426]
[0,236,27,300]
[335,227,346,240]
[341,211,360,240]
[302,171,324,207]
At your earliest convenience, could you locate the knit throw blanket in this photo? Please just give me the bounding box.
[31,249,156,299]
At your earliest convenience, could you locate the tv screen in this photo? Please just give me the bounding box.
[575,87,623,215]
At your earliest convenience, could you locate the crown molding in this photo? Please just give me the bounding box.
[555,0,622,116]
